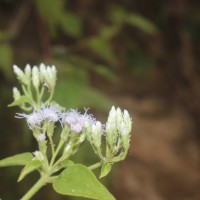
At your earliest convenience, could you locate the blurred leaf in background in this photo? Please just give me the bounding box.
[35,0,82,38]
[0,42,13,80]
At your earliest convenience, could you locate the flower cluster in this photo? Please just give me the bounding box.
[62,109,96,133]
[11,64,57,111]
[13,63,57,89]
[16,105,62,129]
[85,106,132,163]
[105,106,132,161]
[17,106,97,130]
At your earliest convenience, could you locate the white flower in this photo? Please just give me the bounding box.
[62,109,96,133]
[40,104,61,123]
[16,111,43,129]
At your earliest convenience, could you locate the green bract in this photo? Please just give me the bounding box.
[0,64,132,200]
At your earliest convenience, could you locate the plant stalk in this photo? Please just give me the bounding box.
[88,162,102,170]
[21,175,48,200]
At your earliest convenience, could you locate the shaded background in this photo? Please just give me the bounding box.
[0,0,200,199]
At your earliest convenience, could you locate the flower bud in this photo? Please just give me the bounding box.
[13,65,28,85]
[24,64,31,80]
[32,66,40,89]
[39,63,47,82]
[107,106,116,121]
[105,106,132,162]
[91,121,102,149]
[13,87,21,100]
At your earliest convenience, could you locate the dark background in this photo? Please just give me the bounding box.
[0,0,200,199]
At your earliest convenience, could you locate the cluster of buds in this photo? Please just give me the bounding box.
[85,106,132,163]
[13,63,57,90]
[11,64,57,111]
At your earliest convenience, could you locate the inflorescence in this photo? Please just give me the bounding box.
[12,63,132,167]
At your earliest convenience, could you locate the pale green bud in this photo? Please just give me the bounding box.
[13,65,28,85]
[40,64,57,90]
[119,121,130,150]
[124,110,132,126]
[13,87,21,100]
[108,106,116,122]
[46,66,57,88]
[106,106,119,150]
[24,64,31,80]
[116,107,123,127]
[32,66,40,89]
[105,106,132,162]
[39,63,47,82]
[85,122,92,143]
[91,121,102,149]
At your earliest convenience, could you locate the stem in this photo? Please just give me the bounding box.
[50,139,65,167]
[88,162,102,170]
[21,175,48,200]
[48,135,55,155]
[35,88,40,108]
[39,86,45,100]
[27,83,34,101]
[44,88,54,105]
[22,85,35,107]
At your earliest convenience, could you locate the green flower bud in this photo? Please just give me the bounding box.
[91,121,102,150]
[39,63,46,83]
[24,64,31,80]
[32,66,40,89]
[13,65,29,85]
[46,66,57,88]
[105,106,132,162]
[13,87,21,100]
[39,64,57,90]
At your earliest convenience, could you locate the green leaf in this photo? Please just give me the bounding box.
[35,0,64,36]
[61,12,82,37]
[53,164,115,200]
[89,37,114,62]
[94,65,118,83]
[0,152,33,167]
[54,78,111,110]
[0,43,13,79]
[126,14,157,34]
[8,95,30,107]
[100,163,112,179]
[18,159,42,182]
[62,160,74,168]
[0,43,13,67]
